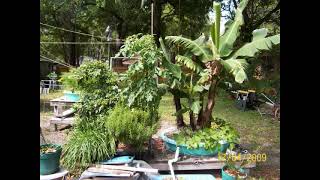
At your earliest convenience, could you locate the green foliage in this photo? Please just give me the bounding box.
[68,61,120,118]
[104,104,158,150]
[166,35,211,62]
[173,118,240,150]
[233,32,280,59]
[61,61,120,172]
[219,0,248,57]
[61,128,116,172]
[165,2,280,84]
[118,34,165,123]
[59,72,78,92]
[61,61,119,93]
[47,72,58,80]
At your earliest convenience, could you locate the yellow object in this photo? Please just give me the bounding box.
[237,90,248,94]
[248,90,256,93]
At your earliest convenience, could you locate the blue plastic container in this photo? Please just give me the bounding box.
[160,132,229,156]
[149,174,216,180]
[99,156,134,165]
[63,91,80,101]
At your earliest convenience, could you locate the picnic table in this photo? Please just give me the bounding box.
[49,96,78,131]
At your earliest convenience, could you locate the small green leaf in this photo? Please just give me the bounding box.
[252,28,268,41]
[193,85,204,93]
[191,100,201,114]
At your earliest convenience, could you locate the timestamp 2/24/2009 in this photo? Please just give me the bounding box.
[218,153,267,162]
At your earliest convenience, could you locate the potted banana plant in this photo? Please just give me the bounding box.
[159,0,280,155]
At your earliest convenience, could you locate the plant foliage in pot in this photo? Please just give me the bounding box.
[40,144,62,175]
[161,118,239,156]
[221,156,249,180]
[59,71,80,101]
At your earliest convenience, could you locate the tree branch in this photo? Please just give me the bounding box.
[232,0,238,9]
[252,1,280,30]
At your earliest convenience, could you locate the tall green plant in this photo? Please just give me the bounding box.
[117,34,166,123]
[164,0,280,129]
[61,61,120,173]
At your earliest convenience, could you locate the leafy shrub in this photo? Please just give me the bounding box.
[68,61,120,118]
[59,71,78,92]
[173,118,239,150]
[61,61,120,172]
[104,104,158,150]
[61,128,116,172]
[117,34,165,123]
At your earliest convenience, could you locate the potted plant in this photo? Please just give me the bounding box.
[59,71,80,101]
[157,0,279,154]
[160,118,239,156]
[221,157,249,180]
[40,144,62,175]
[47,72,58,80]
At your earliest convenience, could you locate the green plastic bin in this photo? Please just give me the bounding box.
[40,144,62,175]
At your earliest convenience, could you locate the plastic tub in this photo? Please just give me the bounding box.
[63,91,80,101]
[160,132,229,156]
[40,144,62,175]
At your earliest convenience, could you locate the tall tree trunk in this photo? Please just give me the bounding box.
[70,30,77,66]
[153,0,162,46]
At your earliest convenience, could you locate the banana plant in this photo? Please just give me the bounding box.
[160,37,204,130]
[164,0,280,129]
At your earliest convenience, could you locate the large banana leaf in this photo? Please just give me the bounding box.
[233,33,280,58]
[159,38,182,80]
[252,28,268,41]
[219,0,249,57]
[176,55,203,73]
[166,36,212,62]
[191,100,201,114]
[222,58,248,83]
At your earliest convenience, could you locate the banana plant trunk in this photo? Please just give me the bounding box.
[199,80,219,128]
[197,92,205,126]
[173,95,185,127]
[188,99,197,131]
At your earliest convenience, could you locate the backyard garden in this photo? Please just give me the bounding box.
[41,0,280,179]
